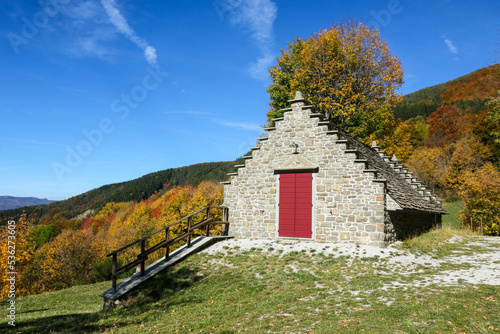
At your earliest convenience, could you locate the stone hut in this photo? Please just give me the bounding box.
[222,92,447,247]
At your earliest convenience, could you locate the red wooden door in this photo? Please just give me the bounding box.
[279,173,312,238]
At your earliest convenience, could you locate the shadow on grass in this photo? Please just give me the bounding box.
[19,308,52,314]
[118,264,204,309]
[12,264,204,333]
[16,313,105,334]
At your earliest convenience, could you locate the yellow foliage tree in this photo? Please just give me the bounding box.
[267,19,403,143]
[407,146,453,191]
[460,163,500,235]
[447,135,492,189]
[104,182,223,266]
[380,117,428,161]
[37,229,106,291]
[0,215,36,299]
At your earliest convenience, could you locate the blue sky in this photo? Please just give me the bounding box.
[1,0,498,200]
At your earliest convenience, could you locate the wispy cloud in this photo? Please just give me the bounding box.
[164,110,212,115]
[0,137,63,148]
[442,35,458,55]
[26,0,117,61]
[219,0,277,80]
[100,0,158,67]
[212,119,262,132]
[0,165,25,172]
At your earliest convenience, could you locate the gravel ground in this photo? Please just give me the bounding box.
[202,236,500,287]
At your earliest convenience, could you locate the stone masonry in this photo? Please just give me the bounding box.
[222,92,390,247]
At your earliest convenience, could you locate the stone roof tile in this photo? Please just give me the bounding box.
[335,127,447,214]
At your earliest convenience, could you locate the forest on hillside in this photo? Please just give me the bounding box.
[394,64,499,120]
[381,64,500,236]
[0,159,244,226]
[0,181,224,299]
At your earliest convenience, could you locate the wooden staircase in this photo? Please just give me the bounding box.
[100,206,230,309]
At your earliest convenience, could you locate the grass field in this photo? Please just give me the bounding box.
[442,200,464,229]
[2,200,499,333]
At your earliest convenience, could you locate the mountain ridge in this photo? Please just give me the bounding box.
[0,196,56,210]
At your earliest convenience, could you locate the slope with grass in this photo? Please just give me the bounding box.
[2,204,499,333]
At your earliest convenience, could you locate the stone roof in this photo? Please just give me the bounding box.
[335,127,447,214]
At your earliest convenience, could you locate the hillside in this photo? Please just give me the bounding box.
[0,196,55,210]
[2,220,499,333]
[0,157,245,225]
[394,64,500,120]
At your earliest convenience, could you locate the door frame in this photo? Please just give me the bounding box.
[275,170,317,240]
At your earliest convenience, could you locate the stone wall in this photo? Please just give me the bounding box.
[223,97,390,246]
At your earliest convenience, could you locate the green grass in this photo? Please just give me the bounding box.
[398,200,478,256]
[442,199,464,229]
[2,232,499,334]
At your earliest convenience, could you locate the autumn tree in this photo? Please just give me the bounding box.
[407,146,453,191]
[486,90,500,144]
[446,135,492,189]
[0,215,36,298]
[381,116,428,161]
[37,229,106,291]
[425,106,468,148]
[267,19,403,142]
[460,163,500,235]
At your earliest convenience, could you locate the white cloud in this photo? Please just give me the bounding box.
[249,54,275,80]
[220,0,277,79]
[213,119,262,132]
[144,46,157,66]
[64,0,103,20]
[442,35,458,55]
[100,0,158,67]
[37,0,118,59]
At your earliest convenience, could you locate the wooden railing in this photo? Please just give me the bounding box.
[106,205,229,294]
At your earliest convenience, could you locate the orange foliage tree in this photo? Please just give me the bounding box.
[425,106,468,148]
[440,64,500,104]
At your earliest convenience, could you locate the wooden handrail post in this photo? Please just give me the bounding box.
[112,253,117,294]
[140,239,145,276]
[187,217,192,248]
[223,207,229,236]
[206,207,211,237]
[165,227,170,260]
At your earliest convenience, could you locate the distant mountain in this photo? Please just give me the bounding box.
[394,64,500,120]
[0,196,56,210]
[0,157,246,224]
